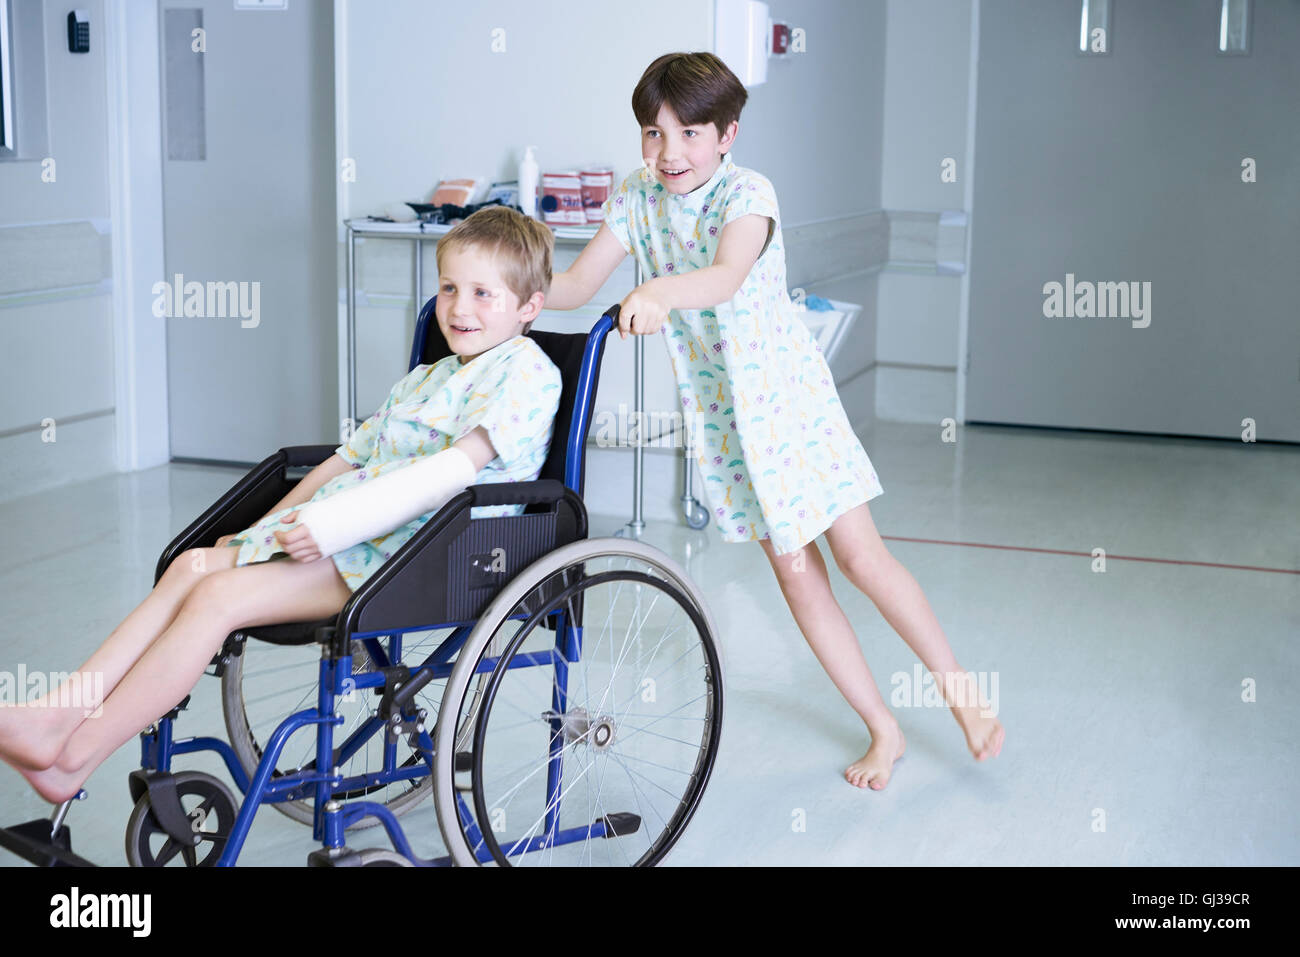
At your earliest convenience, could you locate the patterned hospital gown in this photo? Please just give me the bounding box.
[225,335,562,592]
[601,151,884,555]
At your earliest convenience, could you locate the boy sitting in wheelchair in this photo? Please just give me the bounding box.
[0,206,562,808]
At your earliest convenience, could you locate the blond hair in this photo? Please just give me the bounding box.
[435,205,554,333]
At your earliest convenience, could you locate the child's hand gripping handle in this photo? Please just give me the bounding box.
[612,289,668,339]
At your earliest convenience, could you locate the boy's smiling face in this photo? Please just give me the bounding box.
[641,103,738,195]
[436,244,542,364]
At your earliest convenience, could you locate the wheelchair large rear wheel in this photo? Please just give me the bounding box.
[433,538,724,866]
[221,632,452,828]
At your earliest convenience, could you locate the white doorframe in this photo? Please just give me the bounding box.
[955,0,980,426]
[334,0,351,438]
[104,0,169,472]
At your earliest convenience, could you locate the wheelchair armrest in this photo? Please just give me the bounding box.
[282,444,340,468]
[331,483,588,656]
[467,479,569,510]
[153,444,338,585]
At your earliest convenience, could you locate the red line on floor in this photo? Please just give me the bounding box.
[881,536,1299,575]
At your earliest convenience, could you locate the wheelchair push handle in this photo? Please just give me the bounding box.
[602,304,622,339]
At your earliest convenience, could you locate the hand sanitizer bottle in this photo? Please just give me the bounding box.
[519,146,539,219]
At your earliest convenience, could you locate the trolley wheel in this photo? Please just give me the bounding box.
[685,500,710,530]
[433,538,724,867]
[221,634,448,829]
[124,771,238,867]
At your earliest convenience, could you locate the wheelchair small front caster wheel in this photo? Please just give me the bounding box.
[124,770,238,866]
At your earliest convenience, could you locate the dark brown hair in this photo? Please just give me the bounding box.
[435,205,553,332]
[631,52,748,140]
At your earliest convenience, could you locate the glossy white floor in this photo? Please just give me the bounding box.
[1,420,1296,866]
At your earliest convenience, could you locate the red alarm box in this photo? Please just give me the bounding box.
[771,22,790,57]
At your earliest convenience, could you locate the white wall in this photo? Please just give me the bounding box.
[0,0,119,502]
[337,0,712,224]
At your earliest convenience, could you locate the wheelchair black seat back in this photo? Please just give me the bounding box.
[410,296,607,500]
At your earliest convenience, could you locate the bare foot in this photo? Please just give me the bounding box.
[845,722,906,790]
[935,671,1004,761]
[19,760,88,805]
[0,703,71,771]
[951,700,1004,761]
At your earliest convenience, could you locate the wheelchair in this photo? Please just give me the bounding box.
[0,297,722,868]
[0,299,725,868]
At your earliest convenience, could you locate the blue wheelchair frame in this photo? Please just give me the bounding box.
[136,300,620,866]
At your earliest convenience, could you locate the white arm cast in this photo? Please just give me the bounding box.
[295,446,479,557]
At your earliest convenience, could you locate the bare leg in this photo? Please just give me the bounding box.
[17,554,352,804]
[823,501,1005,761]
[0,546,240,770]
[759,538,906,790]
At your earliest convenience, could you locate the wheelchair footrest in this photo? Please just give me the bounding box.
[127,770,201,847]
[0,819,97,867]
[600,812,641,839]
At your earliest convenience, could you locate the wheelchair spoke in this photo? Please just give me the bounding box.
[608,679,709,745]
[614,708,706,721]
[580,573,653,864]
[506,744,602,862]
[477,728,587,814]
[475,738,590,865]
[153,835,182,866]
[474,715,548,735]
[607,749,692,804]
[604,746,696,778]
[244,678,316,712]
[473,630,691,799]
[609,716,708,753]
[607,749,674,837]
[241,657,316,680]
[543,584,689,724]
[585,588,663,723]
[581,720,620,867]
[602,754,652,868]
[629,624,696,691]
[600,677,705,756]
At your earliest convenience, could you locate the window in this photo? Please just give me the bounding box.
[0,0,14,152]
[0,0,49,162]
